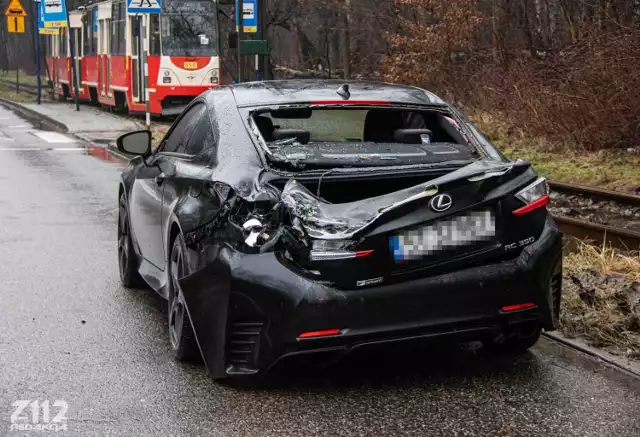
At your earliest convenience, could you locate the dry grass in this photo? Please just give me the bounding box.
[0,87,39,104]
[562,241,640,357]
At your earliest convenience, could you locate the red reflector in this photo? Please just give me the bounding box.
[297,329,341,339]
[311,100,390,105]
[355,249,375,258]
[512,195,550,216]
[501,302,537,312]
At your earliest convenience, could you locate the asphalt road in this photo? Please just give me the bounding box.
[0,106,639,437]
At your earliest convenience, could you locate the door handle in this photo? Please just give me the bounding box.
[154,173,166,186]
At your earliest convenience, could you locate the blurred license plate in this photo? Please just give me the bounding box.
[390,210,496,262]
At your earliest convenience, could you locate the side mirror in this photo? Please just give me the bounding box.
[117,130,151,156]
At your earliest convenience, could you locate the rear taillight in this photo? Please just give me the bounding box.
[501,302,537,312]
[512,178,549,216]
[297,329,343,339]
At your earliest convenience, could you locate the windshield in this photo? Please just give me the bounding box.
[161,0,218,57]
[252,107,478,168]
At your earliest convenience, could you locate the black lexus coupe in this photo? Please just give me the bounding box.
[116,80,562,379]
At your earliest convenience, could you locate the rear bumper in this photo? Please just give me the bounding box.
[183,217,562,377]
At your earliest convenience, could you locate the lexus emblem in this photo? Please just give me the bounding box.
[430,194,453,212]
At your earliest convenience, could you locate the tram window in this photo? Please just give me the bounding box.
[111,1,126,56]
[84,10,96,56]
[149,14,161,56]
[161,0,218,57]
[60,28,68,57]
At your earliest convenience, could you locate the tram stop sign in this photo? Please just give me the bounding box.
[127,0,162,14]
[5,0,27,17]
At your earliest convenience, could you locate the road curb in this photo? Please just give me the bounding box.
[0,98,68,133]
[542,331,640,379]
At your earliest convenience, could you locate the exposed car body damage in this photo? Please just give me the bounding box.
[279,160,518,240]
[117,80,563,379]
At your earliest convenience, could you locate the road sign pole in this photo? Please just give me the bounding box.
[15,17,19,93]
[237,0,243,83]
[142,13,150,128]
[34,0,41,104]
[65,0,79,111]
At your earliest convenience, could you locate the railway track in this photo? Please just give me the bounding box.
[549,181,640,251]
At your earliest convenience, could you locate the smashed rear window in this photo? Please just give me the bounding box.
[251,107,478,168]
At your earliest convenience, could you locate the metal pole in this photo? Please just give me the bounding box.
[15,18,19,93]
[34,1,42,104]
[65,0,79,111]
[142,14,150,128]
[259,0,268,80]
[236,0,243,83]
[255,0,260,81]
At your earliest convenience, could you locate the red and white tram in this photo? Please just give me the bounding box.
[44,0,222,116]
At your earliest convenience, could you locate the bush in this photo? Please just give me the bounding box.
[486,28,640,151]
[383,8,640,152]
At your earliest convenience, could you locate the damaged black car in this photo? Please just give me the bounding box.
[116,80,562,379]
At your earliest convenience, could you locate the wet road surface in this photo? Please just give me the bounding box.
[0,106,639,437]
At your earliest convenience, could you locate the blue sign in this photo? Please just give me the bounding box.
[93,8,98,34]
[236,0,257,33]
[39,0,59,34]
[127,0,162,14]
[42,0,68,28]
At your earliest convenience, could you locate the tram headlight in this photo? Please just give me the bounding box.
[202,69,219,85]
[159,69,180,85]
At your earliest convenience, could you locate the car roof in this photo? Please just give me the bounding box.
[215,80,446,107]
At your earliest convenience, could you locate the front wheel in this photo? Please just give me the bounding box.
[168,234,200,362]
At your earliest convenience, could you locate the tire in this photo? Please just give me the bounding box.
[118,193,145,288]
[486,323,542,354]
[168,234,200,362]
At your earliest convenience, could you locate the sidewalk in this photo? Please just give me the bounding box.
[0,100,143,145]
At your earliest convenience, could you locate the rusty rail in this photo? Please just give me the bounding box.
[549,180,640,251]
[549,180,640,206]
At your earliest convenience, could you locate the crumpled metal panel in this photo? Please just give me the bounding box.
[280,160,517,240]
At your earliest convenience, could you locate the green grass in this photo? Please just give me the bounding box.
[469,110,640,193]
[0,71,42,87]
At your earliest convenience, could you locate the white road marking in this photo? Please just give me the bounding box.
[33,132,76,143]
[9,125,31,129]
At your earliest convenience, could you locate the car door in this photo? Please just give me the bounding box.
[129,103,206,270]
[160,108,219,257]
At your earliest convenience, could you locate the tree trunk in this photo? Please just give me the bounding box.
[339,0,351,79]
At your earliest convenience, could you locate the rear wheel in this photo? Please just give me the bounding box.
[118,193,145,288]
[168,234,200,362]
[486,323,542,354]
